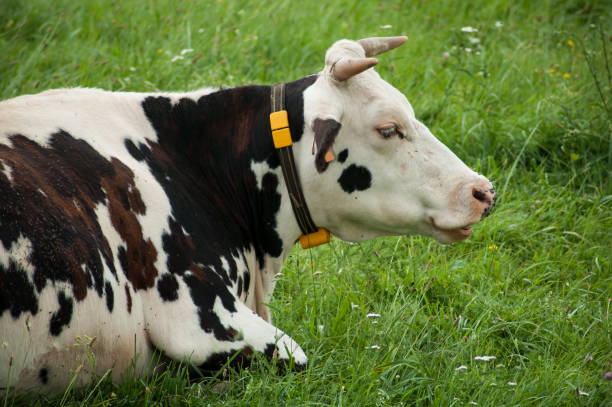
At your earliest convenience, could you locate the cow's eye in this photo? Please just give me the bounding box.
[377,124,404,139]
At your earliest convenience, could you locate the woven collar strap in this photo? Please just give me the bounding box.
[270,83,330,249]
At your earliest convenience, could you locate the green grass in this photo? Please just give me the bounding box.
[1,0,611,405]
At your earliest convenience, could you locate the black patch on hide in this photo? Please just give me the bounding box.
[49,291,73,336]
[157,273,179,302]
[338,164,372,193]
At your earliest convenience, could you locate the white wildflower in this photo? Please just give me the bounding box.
[318,325,325,334]
[495,21,503,28]
[507,382,517,386]
[129,67,136,72]
[379,25,392,29]
[469,402,478,406]
[455,365,468,371]
[442,51,450,59]
[461,26,478,33]
[469,37,480,44]
[198,28,204,33]
[577,389,589,397]
[181,48,194,55]
[171,55,184,62]
[313,271,322,276]
[464,48,472,53]
[366,313,381,318]
[351,302,359,309]
[368,345,381,349]
[474,355,496,362]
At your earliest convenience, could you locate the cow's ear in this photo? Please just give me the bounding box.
[312,118,342,173]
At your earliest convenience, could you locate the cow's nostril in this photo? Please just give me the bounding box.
[472,188,487,203]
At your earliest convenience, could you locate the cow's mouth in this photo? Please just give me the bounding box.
[430,218,473,242]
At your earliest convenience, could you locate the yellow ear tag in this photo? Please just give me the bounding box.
[324,150,335,163]
[299,228,331,249]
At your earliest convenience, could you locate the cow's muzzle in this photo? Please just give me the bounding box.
[472,185,497,219]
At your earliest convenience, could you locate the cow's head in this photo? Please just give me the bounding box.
[297,37,496,244]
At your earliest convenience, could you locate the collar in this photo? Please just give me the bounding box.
[269,83,330,249]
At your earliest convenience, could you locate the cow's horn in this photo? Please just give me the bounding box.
[332,57,378,81]
[358,36,408,57]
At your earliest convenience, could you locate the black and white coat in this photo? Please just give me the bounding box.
[0,37,495,394]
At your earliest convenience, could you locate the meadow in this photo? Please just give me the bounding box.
[1,0,611,405]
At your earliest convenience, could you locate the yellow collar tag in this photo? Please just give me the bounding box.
[299,228,331,249]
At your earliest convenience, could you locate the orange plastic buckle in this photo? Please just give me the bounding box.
[299,228,331,249]
[270,110,293,149]
[272,128,293,148]
[270,110,289,130]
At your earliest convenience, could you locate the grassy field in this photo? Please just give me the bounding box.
[1,0,611,405]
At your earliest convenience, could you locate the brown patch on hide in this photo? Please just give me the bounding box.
[233,101,254,156]
[189,263,207,281]
[100,158,158,290]
[0,132,119,304]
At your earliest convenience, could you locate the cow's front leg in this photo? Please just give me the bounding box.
[194,298,308,372]
[144,272,307,372]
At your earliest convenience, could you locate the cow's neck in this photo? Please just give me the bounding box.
[141,75,318,319]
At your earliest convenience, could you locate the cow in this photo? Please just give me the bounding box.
[0,37,496,395]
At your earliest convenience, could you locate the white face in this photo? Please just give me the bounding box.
[298,39,496,244]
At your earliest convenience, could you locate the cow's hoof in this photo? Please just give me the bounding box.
[275,334,308,364]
